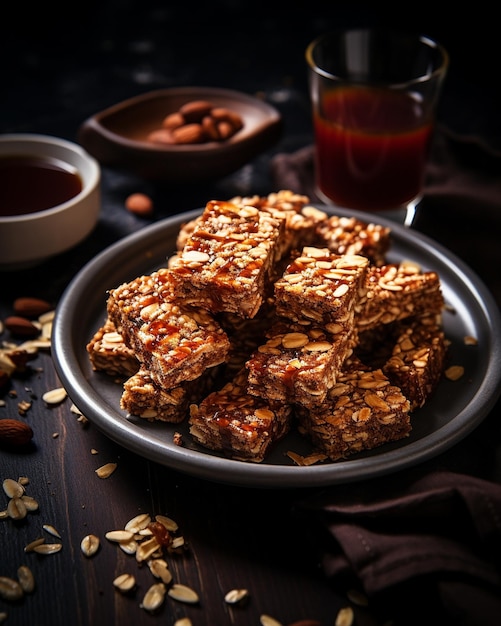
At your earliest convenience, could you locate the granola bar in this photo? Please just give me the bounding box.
[383,314,447,410]
[168,200,288,318]
[188,368,292,462]
[245,319,357,406]
[356,260,444,332]
[273,247,368,327]
[86,318,139,378]
[314,214,391,266]
[107,271,230,390]
[295,357,411,461]
[230,190,328,249]
[120,367,219,423]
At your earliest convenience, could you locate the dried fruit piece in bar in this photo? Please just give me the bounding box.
[107,271,230,390]
[189,368,291,462]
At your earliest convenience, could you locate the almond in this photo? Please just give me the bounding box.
[171,123,205,144]
[201,115,220,140]
[13,297,52,319]
[162,112,185,130]
[210,107,244,131]
[147,129,175,145]
[125,193,154,217]
[0,419,34,447]
[179,100,213,123]
[4,316,39,338]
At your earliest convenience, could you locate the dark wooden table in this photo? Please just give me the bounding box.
[2,3,501,625]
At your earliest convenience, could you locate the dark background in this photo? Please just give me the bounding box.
[3,0,500,147]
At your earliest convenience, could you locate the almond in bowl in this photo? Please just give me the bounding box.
[78,87,282,182]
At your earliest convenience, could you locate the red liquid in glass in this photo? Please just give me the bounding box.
[313,86,433,211]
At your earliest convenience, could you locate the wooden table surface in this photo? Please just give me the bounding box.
[2,3,501,625]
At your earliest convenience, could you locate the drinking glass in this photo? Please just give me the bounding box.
[306,29,449,226]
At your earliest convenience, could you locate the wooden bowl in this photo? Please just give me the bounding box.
[78,87,282,182]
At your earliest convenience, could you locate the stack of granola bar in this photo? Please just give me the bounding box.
[87,190,446,463]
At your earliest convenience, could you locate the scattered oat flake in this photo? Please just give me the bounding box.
[42,387,67,405]
[91,448,98,455]
[335,606,354,626]
[52,432,59,438]
[141,582,166,612]
[24,538,45,553]
[43,524,61,538]
[95,462,117,478]
[81,534,100,557]
[113,573,136,592]
[286,450,328,466]
[105,529,134,543]
[125,513,151,532]
[17,565,35,593]
[224,588,249,604]
[260,616,283,626]
[167,583,199,604]
[445,365,465,381]
[33,543,62,555]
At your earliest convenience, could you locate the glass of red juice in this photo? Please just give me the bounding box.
[306,29,448,226]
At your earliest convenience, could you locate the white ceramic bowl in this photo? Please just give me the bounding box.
[0,134,101,270]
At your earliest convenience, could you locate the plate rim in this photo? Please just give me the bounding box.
[52,205,501,488]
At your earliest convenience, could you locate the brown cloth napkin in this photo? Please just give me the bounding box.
[297,470,501,626]
[270,124,501,216]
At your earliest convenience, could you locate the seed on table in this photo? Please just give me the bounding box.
[42,387,67,405]
[224,588,249,604]
[81,534,100,557]
[17,565,35,593]
[3,478,24,499]
[42,524,61,538]
[260,616,283,626]
[0,576,23,602]
[124,513,151,533]
[148,559,172,584]
[335,606,354,626]
[24,538,45,553]
[167,583,199,604]
[7,497,27,520]
[118,538,138,555]
[135,536,161,562]
[33,543,62,555]
[155,514,178,532]
[140,582,166,612]
[95,463,117,479]
[113,573,136,592]
[105,530,134,543]
[20,495,39,512]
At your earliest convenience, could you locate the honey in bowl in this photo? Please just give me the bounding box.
[0,155,83,217]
